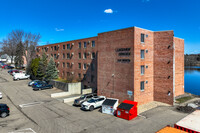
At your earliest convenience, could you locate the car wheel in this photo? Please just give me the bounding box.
[89,106,94,111]
[1,112,7,118]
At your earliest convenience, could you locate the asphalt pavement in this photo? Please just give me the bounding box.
[0,69,188,133]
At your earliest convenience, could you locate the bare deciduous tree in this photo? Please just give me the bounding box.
[0,30,41,65]
[0,37,17,64]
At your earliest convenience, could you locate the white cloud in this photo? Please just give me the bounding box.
[55,28,64,32]
[104,9,113,14]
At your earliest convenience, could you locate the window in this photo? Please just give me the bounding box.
[78,63,81,69]
[67,72,70,77]
[91,63,95,71]
[146,49,148,53]
[79,42,81,48]
[67,53,70,59]
[51,46,53,51]
[54,46,57,50]
[91,75,94,82]
[84,42,87,48]
[67,44,70,49]
[140,81,144,91]
[67,63,70,68]
[63,62,65,68]
[83,53,87,59]
[79,53,81,59]
[83,63,87,70]
[51,54,53,57]
[63,45,65,50]
[146,65,148,69]
[141,50,145,59]
[54,54,57,59]
[78,73,81,78]
[91,52,95,59]
[63,53,65,59]
[141,65,145,75]
[141,33,145,43]
[92,41,95,47]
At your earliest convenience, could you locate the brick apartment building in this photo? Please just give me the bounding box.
[36,27,184,105]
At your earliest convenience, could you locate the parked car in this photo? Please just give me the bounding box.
[74,93,97,106]
[13,73,30,81]
[32,83,53,91]
[0,92,2,99]
[8,69,17,74]
[81,96,106,111]
[10,70,20,75]
[6,66,14,69]
[28,80,40,86]
[0,104,9,118]
[2,64,8,69]
[32,81,47,87]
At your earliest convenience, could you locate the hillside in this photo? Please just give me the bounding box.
[185,54,200,66]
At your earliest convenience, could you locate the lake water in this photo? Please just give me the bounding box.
[184,66,200,95]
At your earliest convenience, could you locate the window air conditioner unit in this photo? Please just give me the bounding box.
[71,72,74,74]
[58,70,59,72]
[71,52,74,55]
[71,62,74,65]
[58,53,60,55]
[57,62,60,64]
[72,43,74,45]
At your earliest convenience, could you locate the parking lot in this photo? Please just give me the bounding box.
[0,69,189,133]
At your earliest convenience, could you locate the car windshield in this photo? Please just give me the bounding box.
[87,99,95,103]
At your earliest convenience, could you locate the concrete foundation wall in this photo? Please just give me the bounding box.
[68,82,81,94]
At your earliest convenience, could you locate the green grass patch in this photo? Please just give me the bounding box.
[176,96,193,104]
[54,77,80,83]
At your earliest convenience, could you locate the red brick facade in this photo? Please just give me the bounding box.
[36,27,184,105]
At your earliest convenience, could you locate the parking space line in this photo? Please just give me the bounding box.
[19,102,44,108]
[8,128,36,133]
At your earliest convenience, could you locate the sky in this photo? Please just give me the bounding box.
[0,0,199,54]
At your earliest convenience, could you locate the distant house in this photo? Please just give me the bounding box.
[0,54,15,64]
[0,54,27,67]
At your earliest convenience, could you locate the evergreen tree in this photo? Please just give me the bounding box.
[15,41,24,68]
[41,52,48,69]
[37,60,46,80]
[36,53,48,80]
[30,58,40,79]
[45,57,58,80]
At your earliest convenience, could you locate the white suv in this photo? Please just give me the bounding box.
[13,73,30,81]
[0,92,2,99]
[81,96,106,111]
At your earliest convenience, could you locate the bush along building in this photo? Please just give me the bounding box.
[36,27,184,105]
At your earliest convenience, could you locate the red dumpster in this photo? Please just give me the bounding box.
[116,100,137,120]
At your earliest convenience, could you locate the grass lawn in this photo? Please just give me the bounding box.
[176,96,193,104]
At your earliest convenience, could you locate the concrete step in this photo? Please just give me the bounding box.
[63,94,81,103]
[51,92,71,98]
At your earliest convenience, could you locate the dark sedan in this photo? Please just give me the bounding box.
[6,66,14,69]
[0,104,10,118]
[32,83,53,91]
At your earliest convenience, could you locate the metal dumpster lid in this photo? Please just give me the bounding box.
[103,99,118,106]
[118,103,134,111]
